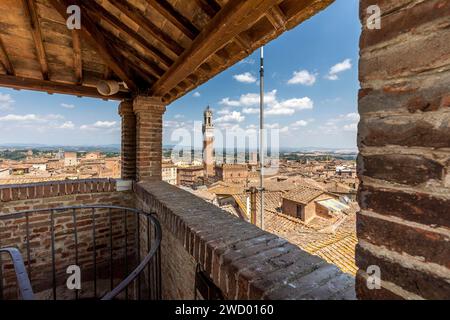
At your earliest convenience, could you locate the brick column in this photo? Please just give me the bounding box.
[357,0,450,299]
[119,100,136,180]
[133,96,166,181]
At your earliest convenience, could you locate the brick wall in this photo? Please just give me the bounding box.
[119,100,137,180]
[0,179,136,299]
[133,96,166,182]
[357,0,450,299]
[135,181,355,300]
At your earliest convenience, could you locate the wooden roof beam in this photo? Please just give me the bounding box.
[0,36,14,75]
[266,5,287,31]
[151,0,279,96]
[100,28,164,79]
[146,0,199,40]
[112,0,184,56]
[193,0,221,18]
[22,0,49,80]
[49,0,136,91]
[83,0,173,69]
[72,30,82,85]
[0,74,130,100]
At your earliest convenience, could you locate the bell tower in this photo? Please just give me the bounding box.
[202,106,215,177]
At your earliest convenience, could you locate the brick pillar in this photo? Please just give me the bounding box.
[357,0,450,299]
[133,96,166,182]
[119,100,136,180]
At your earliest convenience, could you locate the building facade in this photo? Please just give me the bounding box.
[162,161,177,185]
[202,106,215,177]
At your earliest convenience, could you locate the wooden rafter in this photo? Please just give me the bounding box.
[101,28,164,79]
[146,0,199,40]
[112,0,184,56]
[83,0,173,69]
[193,0,221,18]
[72,30,82,84]
[48,0,136,91]
[0,36,14,75]
[22,0,49,80]
[0,74,130,100]
[151,0,279,96]
[266,5,286,31]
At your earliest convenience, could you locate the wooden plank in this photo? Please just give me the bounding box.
[100,28,164,79]
[193,0,221,18]
[0,36,15,75]
[266,5,286,31]
[112,0,184,56]
[48,0,136,91]
[72,30,82,85]
[0,74,130,100]
[146,0,199,40]
[22,0,50,80]
[83,0,173,68]
[151,0,278,96]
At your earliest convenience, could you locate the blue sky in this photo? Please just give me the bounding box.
[0,0,360,149]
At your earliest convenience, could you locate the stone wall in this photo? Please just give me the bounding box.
[0,179,136,299]
[135,181,355,300]
[357,0,450,299]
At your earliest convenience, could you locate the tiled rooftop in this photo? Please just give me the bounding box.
[283,186,327,204]
[232,191,358,276]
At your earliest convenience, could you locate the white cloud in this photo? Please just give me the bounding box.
[238,58,255,65]
[61,103,75,109]
[292,120,309,127]
[242,107,259,114]
[220,90,278,107]
[58,121,75,129]
[80,121,117,131]
[345,113,360,121]
[287,70,317,86]
[0,114,64,122]
[0,93,14,111]
[174,114,185,119]
[266,97,313,116]
[193,91,201,97]
[343,123,358,132]
[220,90,312,116]
[325,59,352,80]
[215,111,245,123]
[233,72,257,84]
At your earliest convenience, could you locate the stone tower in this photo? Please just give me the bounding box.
[202,106,215,177]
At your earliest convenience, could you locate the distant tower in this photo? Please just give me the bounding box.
[202,106,215,177]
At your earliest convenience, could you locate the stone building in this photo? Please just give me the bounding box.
[176,165,204,187]
[282,186,347,223]
[162,161,177,185]
[202,106,215,177]
[215,163,249,183]
[63,152,77,167]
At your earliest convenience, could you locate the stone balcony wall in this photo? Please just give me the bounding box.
[134,181,355,300]
[0,179,135,299]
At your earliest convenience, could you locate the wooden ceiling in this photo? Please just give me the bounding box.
[0,0,333,102]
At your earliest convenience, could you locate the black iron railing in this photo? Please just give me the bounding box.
[0,206,161,300]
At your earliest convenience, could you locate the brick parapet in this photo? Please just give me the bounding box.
[357,0,450,299]
[134,181,355,300]
[0,178,117,203]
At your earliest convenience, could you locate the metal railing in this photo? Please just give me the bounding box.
[0,205,161,300]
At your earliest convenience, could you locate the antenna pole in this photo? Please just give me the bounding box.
[259,46,265,230]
